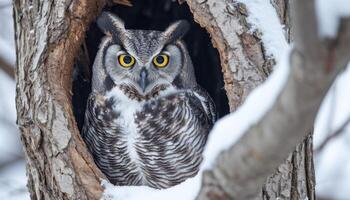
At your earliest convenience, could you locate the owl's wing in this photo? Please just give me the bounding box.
[134,89,216,188]
[82,92,122,161]
[82,92,119,139]
[82,89,217,189]
[192,86,217,125]
[138,88,216,133]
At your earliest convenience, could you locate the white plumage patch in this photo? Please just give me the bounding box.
[106,87,145,181]
[105,85,177,183]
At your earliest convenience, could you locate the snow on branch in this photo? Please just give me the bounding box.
[196,0,350,199]
[236,0,288,60]
[103,0,291,198]
[103,0,350,199]
[102,46,291,200]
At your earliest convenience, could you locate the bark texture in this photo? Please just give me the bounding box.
[186,0,273,112]
[15,0,339,199]
[191,0,350,199]
[14,0,106,199]
[185,0,315,199]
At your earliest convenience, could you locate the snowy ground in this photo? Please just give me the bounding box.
[1,0,350,199]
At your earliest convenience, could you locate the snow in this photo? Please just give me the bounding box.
[314,65,350,148]
[102,42,292,200]
[316,0,350,38]
[236,0,289,61]
[103,1,292,199]
[103,1,350,199]
[0,0,349,199]
[314,63,350,199]
[102,176,201,200]
[202,47,290,169]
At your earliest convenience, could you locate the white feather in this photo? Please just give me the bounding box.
[105,85,178,183]
[106,87,145,181]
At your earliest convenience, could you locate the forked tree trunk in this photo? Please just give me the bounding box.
[14,0,314,199]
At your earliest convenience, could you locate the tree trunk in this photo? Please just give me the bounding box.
[13,0,106,199]
[14,0,315,199]
[186,0,315,199]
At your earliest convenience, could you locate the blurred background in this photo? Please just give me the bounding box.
[0,0,349,199]
[0,0,30,199]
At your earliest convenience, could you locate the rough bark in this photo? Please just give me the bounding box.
[191,0,350,199]
[186,0,273,112]
[13,0,106,199]
[185,0,315,199]
[265,1,314,199]
[271,0,294,42]
[14,0,339,199]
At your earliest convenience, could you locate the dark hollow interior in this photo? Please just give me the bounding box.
[73,0,230,130]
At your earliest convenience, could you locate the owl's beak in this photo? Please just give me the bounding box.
[139,68,149,93]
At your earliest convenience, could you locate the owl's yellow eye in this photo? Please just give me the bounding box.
[153,54,169,68]
[118,54,135,68]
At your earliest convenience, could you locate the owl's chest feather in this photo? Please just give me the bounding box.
[106,88,146,176]
[84,85,214,188]
[105,86,178,182]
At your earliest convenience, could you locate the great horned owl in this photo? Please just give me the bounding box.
[82,12,216,189]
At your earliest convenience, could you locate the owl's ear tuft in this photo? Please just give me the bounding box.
[163,20,190,44]
[97,12,125,43]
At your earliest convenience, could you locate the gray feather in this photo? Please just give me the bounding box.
[82,12,216,189]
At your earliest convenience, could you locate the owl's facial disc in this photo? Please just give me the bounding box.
[131,51,172,95]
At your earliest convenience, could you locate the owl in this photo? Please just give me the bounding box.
[82,12,217,189]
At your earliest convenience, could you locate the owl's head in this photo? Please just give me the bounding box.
[92,12,196,97]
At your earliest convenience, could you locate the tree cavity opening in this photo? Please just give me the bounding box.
[73,0,230,130]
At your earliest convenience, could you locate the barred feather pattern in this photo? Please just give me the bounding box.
[82,85,216,189]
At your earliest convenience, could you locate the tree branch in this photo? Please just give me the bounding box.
[0,56,14,79]
[0,155,24,171]
[196,0,350,199]
[315,115,350,153]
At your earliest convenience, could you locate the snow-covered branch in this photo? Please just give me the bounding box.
[196,0,350,199]
[93,0,350,199]
[12,0,350,198]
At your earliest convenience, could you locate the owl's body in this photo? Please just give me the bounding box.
[82,12,216,189]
